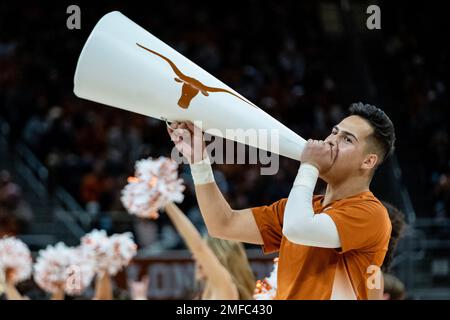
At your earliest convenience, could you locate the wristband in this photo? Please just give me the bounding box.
[190,157,215,185]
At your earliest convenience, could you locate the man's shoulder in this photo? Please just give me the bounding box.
[356,192,387,213]
[330,191,388,215]
[341,191,382,205]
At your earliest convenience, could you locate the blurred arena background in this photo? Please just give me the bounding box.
[1,0,449,299]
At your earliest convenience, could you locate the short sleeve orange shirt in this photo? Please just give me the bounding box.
[251,191,391,300]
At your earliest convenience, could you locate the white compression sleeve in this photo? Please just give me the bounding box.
[282,163,341,248]
[189,157,215,185]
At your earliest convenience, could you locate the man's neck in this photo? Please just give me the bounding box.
[322,176,370,207]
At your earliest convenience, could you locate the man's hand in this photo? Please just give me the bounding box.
[167,121,207,164]
[300,139,338,175]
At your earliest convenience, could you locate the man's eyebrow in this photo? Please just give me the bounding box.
[333,126,359,142]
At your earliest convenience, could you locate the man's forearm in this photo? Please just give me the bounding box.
[190,158,234,237]
[283,163,341,248]
[195,183,235,236]
[283,163,318,239]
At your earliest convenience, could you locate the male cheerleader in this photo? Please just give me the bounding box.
[168,102,395,299]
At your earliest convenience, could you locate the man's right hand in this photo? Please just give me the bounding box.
[167,122,263,246]
[167,121,207,164]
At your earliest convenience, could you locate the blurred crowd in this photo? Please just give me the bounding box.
[0,170,33,237]
[363,1,450,218]
[0,1,449,249]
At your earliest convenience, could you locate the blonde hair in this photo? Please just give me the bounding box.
[204,235,256,300]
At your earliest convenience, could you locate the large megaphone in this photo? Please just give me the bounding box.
[74,11,306,160]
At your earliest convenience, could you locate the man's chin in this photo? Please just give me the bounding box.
[319,167,334,183]
[320,166,342,184]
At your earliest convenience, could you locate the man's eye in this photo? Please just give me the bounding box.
[345,137,352,143]
[332,131,337,135]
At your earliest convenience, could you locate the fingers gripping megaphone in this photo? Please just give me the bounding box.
[74,11,306,160]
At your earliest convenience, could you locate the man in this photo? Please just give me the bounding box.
[168,102,395,299]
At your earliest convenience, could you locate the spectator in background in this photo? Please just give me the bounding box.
[382,202,407,273]
[132,218,159,251]
[382,273,406,300]
[433,168,450,219]
[0,170,33,237]
[80,161,105,208]
[369,202,406,299]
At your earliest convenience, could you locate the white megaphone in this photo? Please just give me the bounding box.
[74,11,306,160]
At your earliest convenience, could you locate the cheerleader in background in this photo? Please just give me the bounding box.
[0,237,32,300]
[165,202,255,300]
[121,156,255,300]
[0,232,136,300]
[253,257,278,300]
[33,242,96,300]
[80,230,137,300]
[368,201,406,300]
[1,268,28,300]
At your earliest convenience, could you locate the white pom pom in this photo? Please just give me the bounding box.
[0,237,32,284]
[109,233,137,270]
[81,230,137,276]
[254,292,275,300]
[253,257,278,300]
[64,246,96,296]
[33,242,95,295]
[265,258,278,289]
[121,156,185,219]
[80,230,112,275]
[34,243,71,294]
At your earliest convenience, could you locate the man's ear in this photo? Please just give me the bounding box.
[362,153,378,170]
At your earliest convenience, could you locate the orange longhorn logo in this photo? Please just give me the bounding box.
[136,43,257,109]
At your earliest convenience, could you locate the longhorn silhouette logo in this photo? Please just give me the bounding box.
[137,43,257,109]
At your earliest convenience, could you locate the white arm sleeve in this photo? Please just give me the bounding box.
[282,163,341,248]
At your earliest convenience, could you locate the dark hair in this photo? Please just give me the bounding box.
[383,273,405,300]
[381,202,406,273]
[349,102,396,163]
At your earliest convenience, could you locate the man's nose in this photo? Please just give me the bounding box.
[324,136,336,147]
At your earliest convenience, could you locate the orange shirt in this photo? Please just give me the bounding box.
[251,191,391,300]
